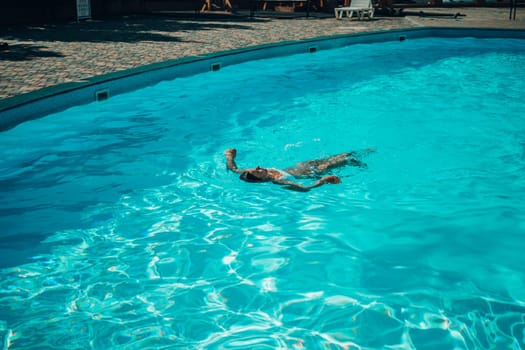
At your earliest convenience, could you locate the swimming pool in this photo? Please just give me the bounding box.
[1,33,525,349]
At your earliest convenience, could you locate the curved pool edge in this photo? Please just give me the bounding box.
[1,26,524,132]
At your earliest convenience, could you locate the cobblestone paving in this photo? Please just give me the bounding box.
[0,8,524,100]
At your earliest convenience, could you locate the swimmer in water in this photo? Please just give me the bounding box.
[224,148,374,192]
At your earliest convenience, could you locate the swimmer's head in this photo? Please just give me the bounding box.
[240,167,268,183]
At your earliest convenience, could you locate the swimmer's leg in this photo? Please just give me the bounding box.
[286,148,375,178]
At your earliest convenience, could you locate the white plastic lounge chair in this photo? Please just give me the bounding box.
[334,0,374,20]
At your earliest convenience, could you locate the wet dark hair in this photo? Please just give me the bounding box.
[240,171,264,183]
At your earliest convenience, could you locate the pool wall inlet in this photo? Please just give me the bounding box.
[1,27,524,132]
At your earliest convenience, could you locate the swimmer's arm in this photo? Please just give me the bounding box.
[273,175,341,192]
[224,148,245,174]
[272,179,320,192]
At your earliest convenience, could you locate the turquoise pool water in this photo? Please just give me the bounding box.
[1,36,525,349]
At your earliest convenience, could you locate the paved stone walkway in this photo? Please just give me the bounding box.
[0,7,524,100]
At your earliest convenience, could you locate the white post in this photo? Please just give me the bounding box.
[76,0,92,21]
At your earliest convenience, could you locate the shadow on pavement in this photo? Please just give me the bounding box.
[0,43,65,61]
[0,15,270,61]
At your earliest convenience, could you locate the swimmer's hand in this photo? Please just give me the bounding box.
[319,175,341,184]
[224,148,237,159]
[225,148,243,174]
